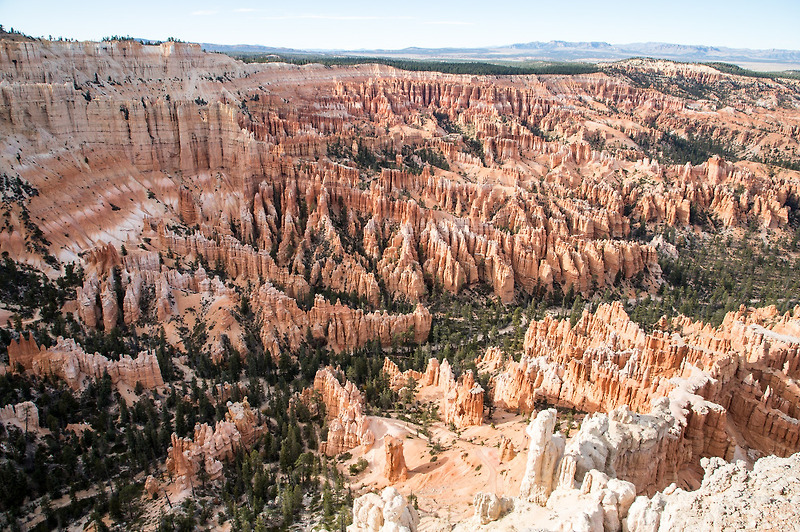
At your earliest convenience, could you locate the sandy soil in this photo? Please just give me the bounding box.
[340,405,534,527]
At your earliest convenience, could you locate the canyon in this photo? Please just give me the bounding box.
[0,34,799,531]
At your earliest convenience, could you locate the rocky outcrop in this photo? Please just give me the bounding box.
[313,367,375,456]
[382,357,424,391]
[556,399,729,496]
[348,487,420,532]
[252,286,432,359]
[626,452,800,532]
[384,435,409,483]
[473,492,514,525]
[440,367,484,429]
[8,336,163,391]
[144,475,160,498]
[0,401,39,432]
[382,356,485,428]
[165,399,259,488]
[499,435,517,462]
[519,409,565,505]
[6,333,44,371]
[488,302,800,472]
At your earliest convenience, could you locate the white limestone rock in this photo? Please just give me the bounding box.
[519,408,566,505]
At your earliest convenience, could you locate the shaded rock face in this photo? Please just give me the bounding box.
[519,409,565,504]
[252,288,432,360]
[312,367,375,456]
[348,487,419,532]
[626,452,800,532]
[441,367,484,429]
[384,435,409,483]
[165,399,259,488]
[382,357,424,391]
[7,335,163,391]
[0,401,39,432]
[6,333,43,371]
[144,476,160,498]
[487,301,800,490]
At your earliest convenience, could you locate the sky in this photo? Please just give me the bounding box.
[1,0,799,51]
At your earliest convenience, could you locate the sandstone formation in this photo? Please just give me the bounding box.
[8,334,163,391]
[454,409,639,532]
[348,487,420,532]
[499,435,517,462]
[382,357,424,391]
[3,35,800,532]
[144,475,160,498]
[486,302,800,491]
[383,356,484,428]
[0,401,39,432]
[312,367,375,456]
[626,452,800,532]
[519,409,565,505]
[473,492,514,525]
[441,368,485,429]
[253,287,432,359]
[384,435,409,483]
[165,399,259,488]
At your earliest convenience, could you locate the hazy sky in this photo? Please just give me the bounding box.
[1,0,799,51]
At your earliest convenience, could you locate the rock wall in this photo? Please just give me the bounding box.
[252,287,432,359]
[313,367,375,456]
[165,399,259,488]
[0,401,39,432]
[626,452,800,532]
[489,302,800,464]
[7,335,163,391]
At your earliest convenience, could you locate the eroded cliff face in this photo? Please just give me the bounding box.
[3,38,800,531]
[165,399,259,488]
[2,39,797,373]
[485,302,800,494]
[8,333,163,391]
[626,452,800,532]
[382,356,484,428]
[311,367,375,456]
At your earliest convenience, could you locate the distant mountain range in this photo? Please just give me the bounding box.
[200,41,800,71]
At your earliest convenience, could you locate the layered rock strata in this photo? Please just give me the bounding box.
[312,367,375,456]
[384,435,409,483]
[489,302,800,473]
[165,399,259,488]
[8,335,163,391]
[252,287,432,359]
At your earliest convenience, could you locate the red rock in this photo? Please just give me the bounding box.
[384,435,409,483]
[313,367,375,456]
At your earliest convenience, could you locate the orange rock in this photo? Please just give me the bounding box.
[384,435,409,483]
[165,399,260,488]
[313,367,375,456]
[9,336,163,391]
[440,364,484,429]
[499,435,517,462]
